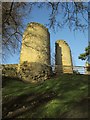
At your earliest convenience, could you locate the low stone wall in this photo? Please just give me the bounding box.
[2,62,52,83]
[2,64,18,77]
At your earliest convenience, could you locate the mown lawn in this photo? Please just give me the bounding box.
[2,74,89,118]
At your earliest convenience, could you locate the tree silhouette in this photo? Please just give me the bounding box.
[2,2,88,60]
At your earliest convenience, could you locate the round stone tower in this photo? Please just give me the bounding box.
[19,22,51,82]
[55,40,73,74]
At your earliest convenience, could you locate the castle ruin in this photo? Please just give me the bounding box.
[55,40,73,74]
[18,22,51,82]
[2,22,78,83]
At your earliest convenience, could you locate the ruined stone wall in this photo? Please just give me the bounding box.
[2,64,18,77]
[18,22,51,82]
[55,40,73,74]
[85,63,90,75]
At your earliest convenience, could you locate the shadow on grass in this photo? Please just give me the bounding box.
[3,90,58,118]
[2,76,26,88]
[2,74,89,118]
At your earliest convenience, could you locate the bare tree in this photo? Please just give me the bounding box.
[2,2,88,61]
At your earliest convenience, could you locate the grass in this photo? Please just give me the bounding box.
[2,74,89,118]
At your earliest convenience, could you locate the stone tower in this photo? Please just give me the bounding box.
[55,40,73,74]
[19,22,51,82]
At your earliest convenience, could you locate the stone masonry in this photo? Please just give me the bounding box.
[18,22,51,82]
[3,23,82,83]
[55,40,73,74]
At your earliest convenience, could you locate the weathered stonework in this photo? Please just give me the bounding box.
[2,64,18,77]
[85,63,90,75]
[18,62,51,83]
[18,22,51,82]
[2,23,78,82]
[55,40,73,74]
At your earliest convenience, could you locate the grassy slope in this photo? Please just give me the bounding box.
[2,74,88,118]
